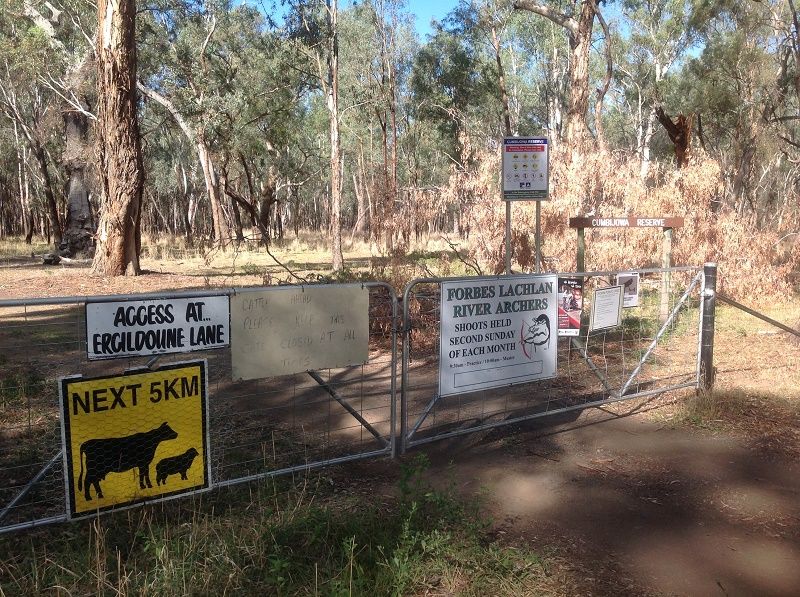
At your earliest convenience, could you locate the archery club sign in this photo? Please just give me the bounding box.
[439,275,558,397]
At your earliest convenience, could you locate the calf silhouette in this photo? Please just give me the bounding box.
[156,447,200,485]
[78,422,178,501]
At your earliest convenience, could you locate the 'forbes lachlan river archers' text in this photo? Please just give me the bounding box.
[445,281,552,317]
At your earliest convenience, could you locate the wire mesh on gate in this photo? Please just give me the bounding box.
[0,283,397,533]
[401,267,702,450]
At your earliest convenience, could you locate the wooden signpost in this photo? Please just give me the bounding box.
[568,216,684,321]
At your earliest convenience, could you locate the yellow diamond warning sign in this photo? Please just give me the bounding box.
[59,360,210,519]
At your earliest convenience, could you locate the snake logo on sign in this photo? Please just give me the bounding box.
[59,361,210,519]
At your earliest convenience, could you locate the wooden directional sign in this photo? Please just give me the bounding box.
[568,216,684,229]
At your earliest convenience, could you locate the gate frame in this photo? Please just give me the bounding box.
[400,266,704,453]
[0,281,399,534]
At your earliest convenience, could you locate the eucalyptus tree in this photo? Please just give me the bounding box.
[675,0,800,224]
[137,1,225,247]
[428,0,515,143]
[9,0,98,256]
[91,0,144,275]
[0,14,63,246]
[138,0,265,248]
[335,0,417,247]
[139,116,203,240]
[410,20,496,169]
[617,0,700,177]
[502,10,570,141]
[513,0,606,150]
[285,0,348,268]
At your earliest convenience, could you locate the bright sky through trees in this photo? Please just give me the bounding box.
[408,0,459,37]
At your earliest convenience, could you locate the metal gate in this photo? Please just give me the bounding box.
[400,267,704,451]
[0,282,397,534]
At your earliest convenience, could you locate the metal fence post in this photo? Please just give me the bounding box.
[399,282,415,456]
[699,262,717,393]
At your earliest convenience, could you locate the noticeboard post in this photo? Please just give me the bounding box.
[569,216,684,321]
[59,360,210,519]
[502,137,549,201]
[502,137,550,274]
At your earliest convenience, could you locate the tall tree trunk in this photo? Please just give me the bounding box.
[31,141,62,248]
[220,168,244,243]
[62,56,95,257]
[593,7,612,151]
[327,0,344,271]
[92,0,144,276]
[640,109,656,179]
[515,0,597,149]
[19,2,96,256]
[564,1,595,147]
[351,171,366,239]
[138,85,231,249]
[13,124,34,243]
[491,25,513,137]
[196,138,230,248]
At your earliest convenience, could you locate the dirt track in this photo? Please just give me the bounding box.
[393,397,800,596]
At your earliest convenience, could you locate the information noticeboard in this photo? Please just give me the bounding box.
[230,285,369,381]
[502,137,549,200]
[616,272,640,308]
[59,360,210,519]
[557,277,584,337]
[439,275,558,397]
[590,286,623,331]
[86,296,230,360]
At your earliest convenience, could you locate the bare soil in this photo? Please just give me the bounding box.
[2,255,799,596]
[401,398,800,597]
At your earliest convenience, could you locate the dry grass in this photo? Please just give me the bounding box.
[647,299,800,458]
[446,147,800,301]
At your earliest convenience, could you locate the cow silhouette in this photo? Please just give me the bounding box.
[156,447,200,485]
[78,422,178,501]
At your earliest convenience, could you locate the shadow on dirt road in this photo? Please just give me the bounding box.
[408,400,800,596]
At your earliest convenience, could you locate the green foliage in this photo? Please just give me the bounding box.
[0,466,550,595]
[0,0,797,269]
[0,365,45,406]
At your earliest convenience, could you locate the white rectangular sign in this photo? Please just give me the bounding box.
[439,275,558,397]
[86,296,230,360]
[502,137,549,200]
[230,285,369,380]
[590,286,623,331]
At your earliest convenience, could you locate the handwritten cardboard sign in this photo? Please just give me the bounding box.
[230,286,369,380]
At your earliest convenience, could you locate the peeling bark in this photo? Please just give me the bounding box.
[91,0,144,276]
[514,0,597,148]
